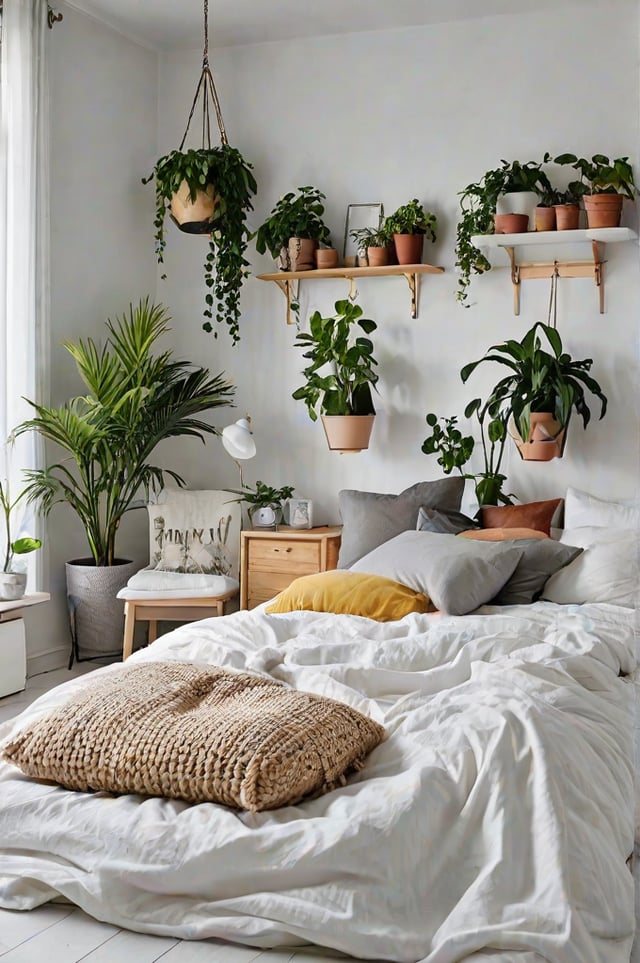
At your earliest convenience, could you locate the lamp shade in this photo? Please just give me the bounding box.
[221,418,256,461]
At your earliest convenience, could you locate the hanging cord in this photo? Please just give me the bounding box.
[547,264,559,329]
[179,0,228,150]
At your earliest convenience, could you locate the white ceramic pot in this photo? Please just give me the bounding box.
[0,571,27,601]
[496,191,540,231]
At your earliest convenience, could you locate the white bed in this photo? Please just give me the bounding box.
[0,598,636,963]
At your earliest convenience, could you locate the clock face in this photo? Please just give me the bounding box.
[254,506,276,527]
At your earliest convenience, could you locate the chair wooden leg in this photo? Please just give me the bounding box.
[122,602,135,661]
[148,620,158,644]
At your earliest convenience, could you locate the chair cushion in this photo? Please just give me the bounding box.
[117,567,239,599]
[3,662,385,812]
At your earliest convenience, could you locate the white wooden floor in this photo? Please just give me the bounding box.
[0,665,359,963]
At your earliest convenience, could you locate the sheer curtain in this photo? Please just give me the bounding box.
[0,0,50,586]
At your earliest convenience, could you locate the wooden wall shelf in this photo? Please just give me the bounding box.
[470,227,637,315]
[257,263,444,323]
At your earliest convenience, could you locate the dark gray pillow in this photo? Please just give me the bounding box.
[492,539,583,605]
[350,530,523,616]
[417,506,479,535]
[337,478,465,569]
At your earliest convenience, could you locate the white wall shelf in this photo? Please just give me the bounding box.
[470,227,638,315]
[257,263,444,323]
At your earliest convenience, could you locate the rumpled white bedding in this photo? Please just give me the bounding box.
[0,600,636,963]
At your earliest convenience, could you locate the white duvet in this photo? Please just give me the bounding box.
[0,600,636,963]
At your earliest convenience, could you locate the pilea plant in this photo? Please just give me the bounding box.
[143,145,257,345]
[554,153,637,199]
[292,299,378,420]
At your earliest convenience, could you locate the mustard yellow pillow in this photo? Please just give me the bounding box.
[265,570,431,621]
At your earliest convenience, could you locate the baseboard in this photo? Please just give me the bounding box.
[27,645,70,677]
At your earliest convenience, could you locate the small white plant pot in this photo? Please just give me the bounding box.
[0,572,27,601]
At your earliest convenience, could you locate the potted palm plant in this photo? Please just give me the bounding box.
[143,145,257,346]
[254,186,332,271]
[292,299,379,453]
[460,321,608,461]
[385,199,437,265]
[554,153,637,228]
[17,298,235,655]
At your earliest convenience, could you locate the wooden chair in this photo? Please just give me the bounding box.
[118,489,241,661]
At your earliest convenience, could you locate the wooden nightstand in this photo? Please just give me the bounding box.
[240,526,342,610]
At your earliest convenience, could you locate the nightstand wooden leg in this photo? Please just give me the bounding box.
[122,602,135,661]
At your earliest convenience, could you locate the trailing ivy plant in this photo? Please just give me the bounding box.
[292,299,378,421]
[455,154,552,306]
[143,145,257,345]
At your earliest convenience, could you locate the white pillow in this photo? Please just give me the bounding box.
[564,486,640,530]
[541,526,639,608]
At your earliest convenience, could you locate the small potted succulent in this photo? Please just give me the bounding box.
[254,185,332,271]
[292,298,379,453]
[143,145,257,345]
[227,480,295,529]
[554,153,637,228]
[0,439,42,600]
[385,199,437,265]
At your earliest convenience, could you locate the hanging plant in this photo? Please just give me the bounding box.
[142,0,257,346]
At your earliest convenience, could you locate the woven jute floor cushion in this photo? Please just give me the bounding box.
[2,662,385,812]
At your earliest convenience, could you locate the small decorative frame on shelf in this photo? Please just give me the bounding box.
[343,203,384,266]
[470,227,638,315]
[257,263,445,323]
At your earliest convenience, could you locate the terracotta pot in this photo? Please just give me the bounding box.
[169,181,218,234]
[321,414,375,453]
[367,246,390,267]
[393,233,424,265]
[494,213,529,234]
[583,193,623,229]
[534,206,556,232]
[315,247,339,269]
[514,412,566,461]
[496,190,539,230]
[554,204,581,230]
[288,237,318,271]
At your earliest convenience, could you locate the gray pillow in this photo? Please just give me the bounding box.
[492,539,583,605]
[416,506,479,535]
[350,530,523,616]
[337,478,465,569]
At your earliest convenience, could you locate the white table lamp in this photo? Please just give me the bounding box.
[221,417,256,489]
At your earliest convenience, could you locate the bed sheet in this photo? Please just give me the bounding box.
[0,600,636,963]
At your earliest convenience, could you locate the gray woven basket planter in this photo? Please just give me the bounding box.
[66,558,137,660]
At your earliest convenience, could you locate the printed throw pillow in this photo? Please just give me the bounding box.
[266,570,432,621]
[337,478,465,569]
[480,498,563,537]
[350,530,523,616]
[147,489,240,578]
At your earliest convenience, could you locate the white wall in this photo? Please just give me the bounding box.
[156,3,640,527]
[24,4,158,672]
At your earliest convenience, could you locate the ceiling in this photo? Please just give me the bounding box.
[64,0,604,51]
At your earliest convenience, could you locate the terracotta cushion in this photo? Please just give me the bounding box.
[459,527,548,542]
[480,499,563,537]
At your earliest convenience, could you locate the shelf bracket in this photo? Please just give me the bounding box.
[270,278,299,325]
[402,272,419,319]
[502,243,606,316]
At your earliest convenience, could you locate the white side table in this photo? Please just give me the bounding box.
[0,593,50,697]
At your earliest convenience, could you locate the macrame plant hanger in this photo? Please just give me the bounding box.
[179,0,227,154]
[547,264,559,330]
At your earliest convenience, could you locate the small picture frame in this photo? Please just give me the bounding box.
[286,498,313,529]
[343,203,384,266]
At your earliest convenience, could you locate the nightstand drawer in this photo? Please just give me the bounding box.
[248,571,298,604]
[248,538,321,573]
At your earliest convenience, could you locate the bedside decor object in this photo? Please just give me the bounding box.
[286,498,313,529]
[292,298,379,453]
[17,298,234,660]
[227,480,295,530]
[221,417,256,489]
[142,0,257,344]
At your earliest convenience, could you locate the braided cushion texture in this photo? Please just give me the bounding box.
[2,662,385,812]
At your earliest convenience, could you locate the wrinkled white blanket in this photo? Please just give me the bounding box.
[0,601,636,963]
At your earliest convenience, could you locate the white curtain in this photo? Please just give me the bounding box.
[0,0,50,585]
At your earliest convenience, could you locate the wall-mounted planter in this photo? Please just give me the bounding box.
[321,414,375,453]
[514,412,566,461]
